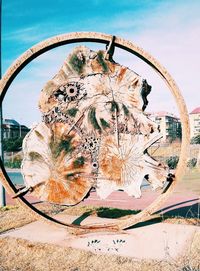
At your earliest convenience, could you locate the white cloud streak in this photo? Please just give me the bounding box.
[3,1,200,126]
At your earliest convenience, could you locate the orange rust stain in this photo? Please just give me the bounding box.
[117,67,127,83]
[57,69,68,81]
[91,59,104,73]
[104,136,115,146]
[129,96,139,108]
[51,123,79,142]
[51,122,68,139]
[131,78,139,88]
[59,158,87,174]
[45,175,91,204]
[38,92,55,113]
[46,179,70,204]
[72,177,91,193]
[32,182,45,197]
[107,62,115,73]
[100,154,123,185]
[95,83,110,96]
[69,179,87,196]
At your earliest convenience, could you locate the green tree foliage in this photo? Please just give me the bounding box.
[191,134,200,144]
[176,124,182,140]
[187,158,197,168]
[3,137,23,152]
[166,156,179,169]
[4,157,22,168]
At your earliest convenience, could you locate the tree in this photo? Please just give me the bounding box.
[3,137,23,152]
[166,156,179,169]
[191,134,200,144]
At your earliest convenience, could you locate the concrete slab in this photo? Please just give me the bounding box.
[1,214,199,261]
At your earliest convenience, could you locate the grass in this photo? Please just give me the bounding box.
[0,203,68,234]
[174,168,200,195]
[0,169,199,270]
[0,233,199,271]
[0,186,199,270]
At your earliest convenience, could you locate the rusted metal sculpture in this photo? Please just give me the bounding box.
[0,32,190,234]
[21,45,168,205]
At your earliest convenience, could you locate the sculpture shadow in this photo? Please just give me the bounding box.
[129,198,199,230]
[71,200,199,227]
[72,207,141,226]
[155,198,199,217]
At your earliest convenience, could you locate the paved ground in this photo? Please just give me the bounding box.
[6,188,199,218]
[1,213,199,261]
[2,181,199,262]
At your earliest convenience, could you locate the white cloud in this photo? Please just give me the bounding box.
[3,1,200,126]
[112,2,200,114]
[3,25,44,43]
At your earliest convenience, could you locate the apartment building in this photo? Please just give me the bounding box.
[3,119,30,139]
[189,107,200,139]
[149,111,181,142]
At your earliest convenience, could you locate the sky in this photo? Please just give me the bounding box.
[1,0,200,127]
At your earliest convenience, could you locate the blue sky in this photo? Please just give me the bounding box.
[2,0,200,126]
[2,0,176,70]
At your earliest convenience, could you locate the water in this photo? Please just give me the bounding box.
[7,172,24,185]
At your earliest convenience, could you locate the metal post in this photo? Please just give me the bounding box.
[0,0,6,206]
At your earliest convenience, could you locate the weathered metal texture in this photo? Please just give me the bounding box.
[0,32,190,234]
[21,45,167,205]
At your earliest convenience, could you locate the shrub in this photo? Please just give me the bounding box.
[191,134,200,144]
[166,156,179,169]
[3,137,23,152]
[4,156,22,168]
[187,158,197,168]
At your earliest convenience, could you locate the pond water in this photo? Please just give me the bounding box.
[7,172,24,185]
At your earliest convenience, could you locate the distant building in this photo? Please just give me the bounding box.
[189,107,200,139]
[149,111,181,142]
[3,119,30,139]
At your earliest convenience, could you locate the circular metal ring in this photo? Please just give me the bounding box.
[0,32,190,234]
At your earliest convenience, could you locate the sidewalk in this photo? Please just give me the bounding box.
[6,189,199,218]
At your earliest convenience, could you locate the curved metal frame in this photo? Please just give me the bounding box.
[0,32,190,234]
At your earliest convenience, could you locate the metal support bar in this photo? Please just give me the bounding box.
[104,35,116,62]
[162,173,175,194]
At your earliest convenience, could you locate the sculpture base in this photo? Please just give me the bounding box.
[1,213,198,261]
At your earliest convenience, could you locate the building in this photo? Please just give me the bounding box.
[149,111,181,142]
[3,119,30,139]
[189,107,200,139]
